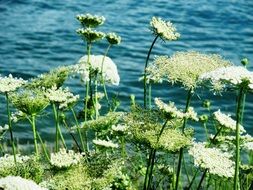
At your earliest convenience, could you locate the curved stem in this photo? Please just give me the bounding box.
[31,115,38,156]
[5,93,16,163]
[101,44,112,108]
[234,87,246,190]
[36,131,50,162]
[143,35,159,108]
[71,107,86,152]
[175,88,193,190]
[197,169,207,190]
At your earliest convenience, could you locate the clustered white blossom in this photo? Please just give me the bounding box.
[150,17,180,41]
[73,55,120,85]
[111,124,128,132]
[0,176,47,190]
[11,111,26,123]
[155,98,198,121]
[45,85,79,108]
[0,74,26,93]
[244,141,253,151]
[213,109,245,133]
[0,154,30,168]
[50,148,82,168]
[76,13,105,28]
[189,142,235,178]
[199,66,253,92]
[106,32,121,45]
[93,139,119,148]
[0,124,9,133]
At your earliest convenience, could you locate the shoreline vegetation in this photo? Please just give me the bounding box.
[0,13,253,190]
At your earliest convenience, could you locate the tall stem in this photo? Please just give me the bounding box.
[175,88,193,190]
[197,169,207,190]
[36,131,50,162]
[234,87,246,190]
[94,73,98,120]
[71,107,86,152]
[143,35,159,108]
[31,114,38,156]
[5,93,16,163]
[101,44,111,108]
[84,42,91,121]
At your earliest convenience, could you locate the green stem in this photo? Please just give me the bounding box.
[101,44,112,108]
[71,107,86,152]
[197,169,207,190]
[5,93,16,163]
[94,73,98,120]
[234,87,246,190]
[121,136,126,159]
[143,35,159,108]
[36,131,50,162]
[175,88,193,190]
[148,83,152,110]
[31,115,38,156]
[84,42,91,121]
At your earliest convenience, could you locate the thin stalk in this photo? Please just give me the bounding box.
[5,93,16,163]
[143,35,159,108]
[31,115,38,156]
[71,107,86,151]
[94,72,98,120]
[197,169,207,190]
[148,83,152,110]
[53,103,59,151]
[234,87,246,190]
[84,42,91,121]
[143,149,154,190]
[120,136,126,158]
[101,44,111,108]
[175,88,193,190]
[36,131,50,162]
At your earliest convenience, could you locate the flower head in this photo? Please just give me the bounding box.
[0,154,30,169]
[111,124,128,132]
[199,66,253,92]
[44,85,79,109]
[189,142,235,178]
[93,139,119,148]
[0,74,26,93]
[73,55,120,85]
[76,28,105,42]
[150,17,180,41]
[106,32,121,45]
[0,124,9,133]
[50,149,82,168]
[146,51,231,89]
[11,90,49,116]
[0,176,47,190]
[76,13,105,28]
[213,109,245,133]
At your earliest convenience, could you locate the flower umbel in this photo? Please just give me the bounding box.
[76,13,105,28]
[93,139,119,148]
[150,17,180,41]
[76,28,105,42]
[106,33,121,45]
[0,74,26,93]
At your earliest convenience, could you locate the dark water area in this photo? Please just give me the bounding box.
[0,0,253,147]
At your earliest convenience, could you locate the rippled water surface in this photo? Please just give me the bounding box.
[0,0,253,146]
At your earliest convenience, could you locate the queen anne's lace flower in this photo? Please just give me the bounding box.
[199,66,253,92]
[76,13,105,28]
[73,55,120,85]
[50,149,82,168]
[76,28,105,42]
[106,32,121,45]
[111,124,128,132]
[0,154,30,170]
[146,52,231,89]
[244,141,253,151]
[189,142,235,178]
[0,74,26,93]
[93,139,119,148]
[45,85,79,109]
[0,176,47,190]
[213,110,245,133]
[150,17,180,41]
[155,98,198,121]
[0,124,9,133]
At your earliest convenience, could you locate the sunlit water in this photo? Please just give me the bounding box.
[0,0,253,149]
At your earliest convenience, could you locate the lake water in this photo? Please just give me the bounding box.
[0,0,253,147]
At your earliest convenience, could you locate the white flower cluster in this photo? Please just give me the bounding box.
[244,141,253,151]
[199,66,253,91]
[213,110,245,133]
[45,85,79,108]
[189,142,235,178]
[111,124,128,132]
[93,139,119,148]
[0,154,30,168]
[0,176,47,190]
[154,98,198,121]
[74,55,120,85]
[0,124,9,133]
[150,17,180,41]
[50,148,82,168]
[76,13,105,28]
[0,74,26,93]
[11,111,26,123]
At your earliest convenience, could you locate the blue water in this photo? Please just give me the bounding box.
[0,0,253,146]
